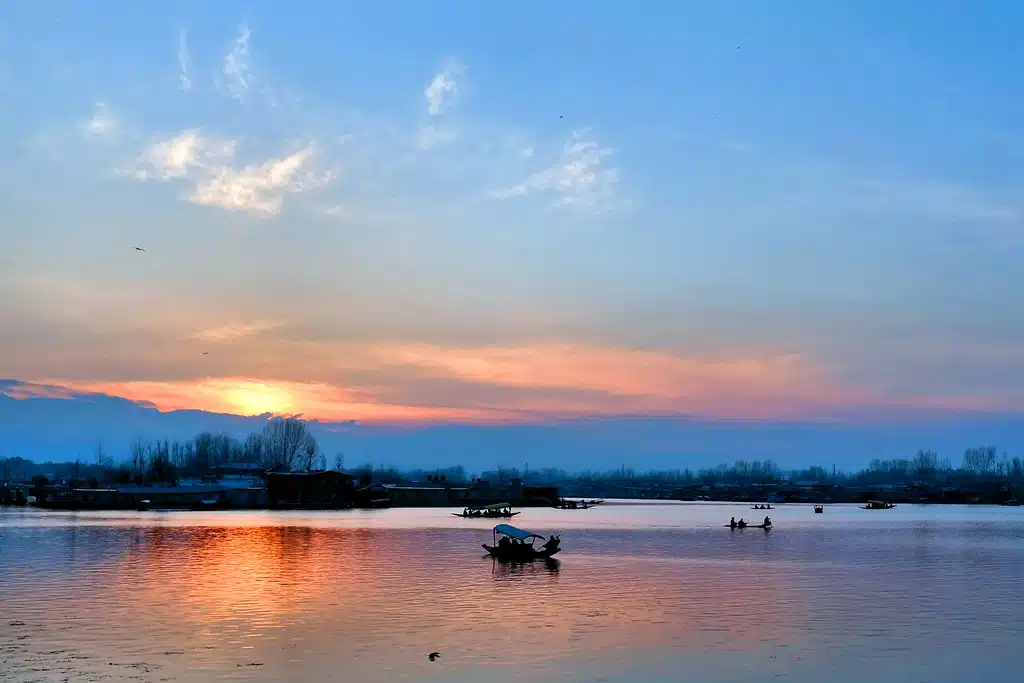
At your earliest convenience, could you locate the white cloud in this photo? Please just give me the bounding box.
[81,101,117,139]
[190,147,333,216]
[178,29,191,91]
[323,204,349,220]
[124,130,235,181]
[417,124,457,151]
[490,129,623,213]
[221,24,252,102]
[192,320,281,343]
[424,58,463,116]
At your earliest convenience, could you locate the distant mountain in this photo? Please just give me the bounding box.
[2,379,1022,472]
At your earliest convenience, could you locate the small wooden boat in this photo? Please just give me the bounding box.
[750,505,774,510]
[482,524,561,560]
[814,505,824,513]
[861,500,896,510]
[453,502,520,518]
[724,523,772,530]
[554,498,603,510]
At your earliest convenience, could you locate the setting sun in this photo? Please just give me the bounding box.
[220,381,296,416]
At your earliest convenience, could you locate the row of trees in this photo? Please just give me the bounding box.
[124,418,327,484]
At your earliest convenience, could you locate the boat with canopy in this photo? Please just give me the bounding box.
[453,502,520,518]
[861,500,896,510]
[482,523,562,560]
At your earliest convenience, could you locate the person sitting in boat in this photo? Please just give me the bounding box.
[541,535,560,552]
[763,516,771,527]
[737,518,747,528]
[498,535,511,551]
[729,517,737,528]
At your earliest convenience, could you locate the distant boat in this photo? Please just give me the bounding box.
[751,505,774,510]
[453,502,519,518]
[861,500,896,510]
[999,499,1020,507]
[482,524,561,560]
[725,522,772,530]
[555,498,603,510]
[814,505,824,513]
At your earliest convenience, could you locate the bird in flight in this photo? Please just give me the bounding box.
[202,352,209,355]
[134,247,146,252]
[428,652,441,662]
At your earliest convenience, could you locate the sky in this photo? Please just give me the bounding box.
[2,2,1024,465]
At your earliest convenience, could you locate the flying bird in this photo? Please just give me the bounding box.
[428,652,440,661]
[202,352,209,355]
[134,247,146,252]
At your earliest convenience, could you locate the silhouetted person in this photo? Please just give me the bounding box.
[763,516,771,527]
[729,516,737,528]
[738,518,747,528]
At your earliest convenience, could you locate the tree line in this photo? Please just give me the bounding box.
[3,434,1023,490]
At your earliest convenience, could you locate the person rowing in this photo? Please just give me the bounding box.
[763,516,771,528]
[729,516,737,528]
[737,518,747,528]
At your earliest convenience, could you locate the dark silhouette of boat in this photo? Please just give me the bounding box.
[751,505,774,510]
[453,503,520,518]
[861,500,896,510]
[482,524,561,560]
[554,498,603,510]
[725,523,772,530]
[814,505,824,513]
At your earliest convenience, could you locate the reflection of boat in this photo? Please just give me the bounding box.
[453,502,520,518]
[814,505,824,513]
[861,500,896,510]
[491,556,560,577]
[482,524,561,560]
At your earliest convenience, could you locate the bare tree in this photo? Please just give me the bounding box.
[260,418,319,471]
[963,446,998,476]
[334,453,345,471]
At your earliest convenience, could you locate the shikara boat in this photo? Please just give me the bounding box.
[453,502,520,518]
[554,498,603,510]
[860,500,896,510]
[482,524,561,560]
[750,505,774,510]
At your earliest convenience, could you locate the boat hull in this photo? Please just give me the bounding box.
[482,544,560,560]
[453,512,520,518]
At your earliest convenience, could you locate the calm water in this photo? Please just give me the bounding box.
[2,502,1023,682]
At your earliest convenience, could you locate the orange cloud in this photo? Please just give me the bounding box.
[25,342,874,423]
[44,376,497,423]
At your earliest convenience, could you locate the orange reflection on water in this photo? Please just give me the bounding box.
[108,525,808,669]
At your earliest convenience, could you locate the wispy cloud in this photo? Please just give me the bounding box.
[177,28,191,91]
[81,101,117,139]
[123,130,235,181]
[191,146,333,216]
[491,129,624,213]
[191,321,282,344]
[221,23,252,102]
[416,124,457,151]
[424,58,463,116]
[121,129,330,216]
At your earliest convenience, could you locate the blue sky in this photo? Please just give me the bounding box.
[1,1,1023,434]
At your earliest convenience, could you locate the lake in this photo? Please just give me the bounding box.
[2,502,1023,682]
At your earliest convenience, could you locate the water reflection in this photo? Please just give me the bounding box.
[2,506,1023,683]
[490,556,561,579]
